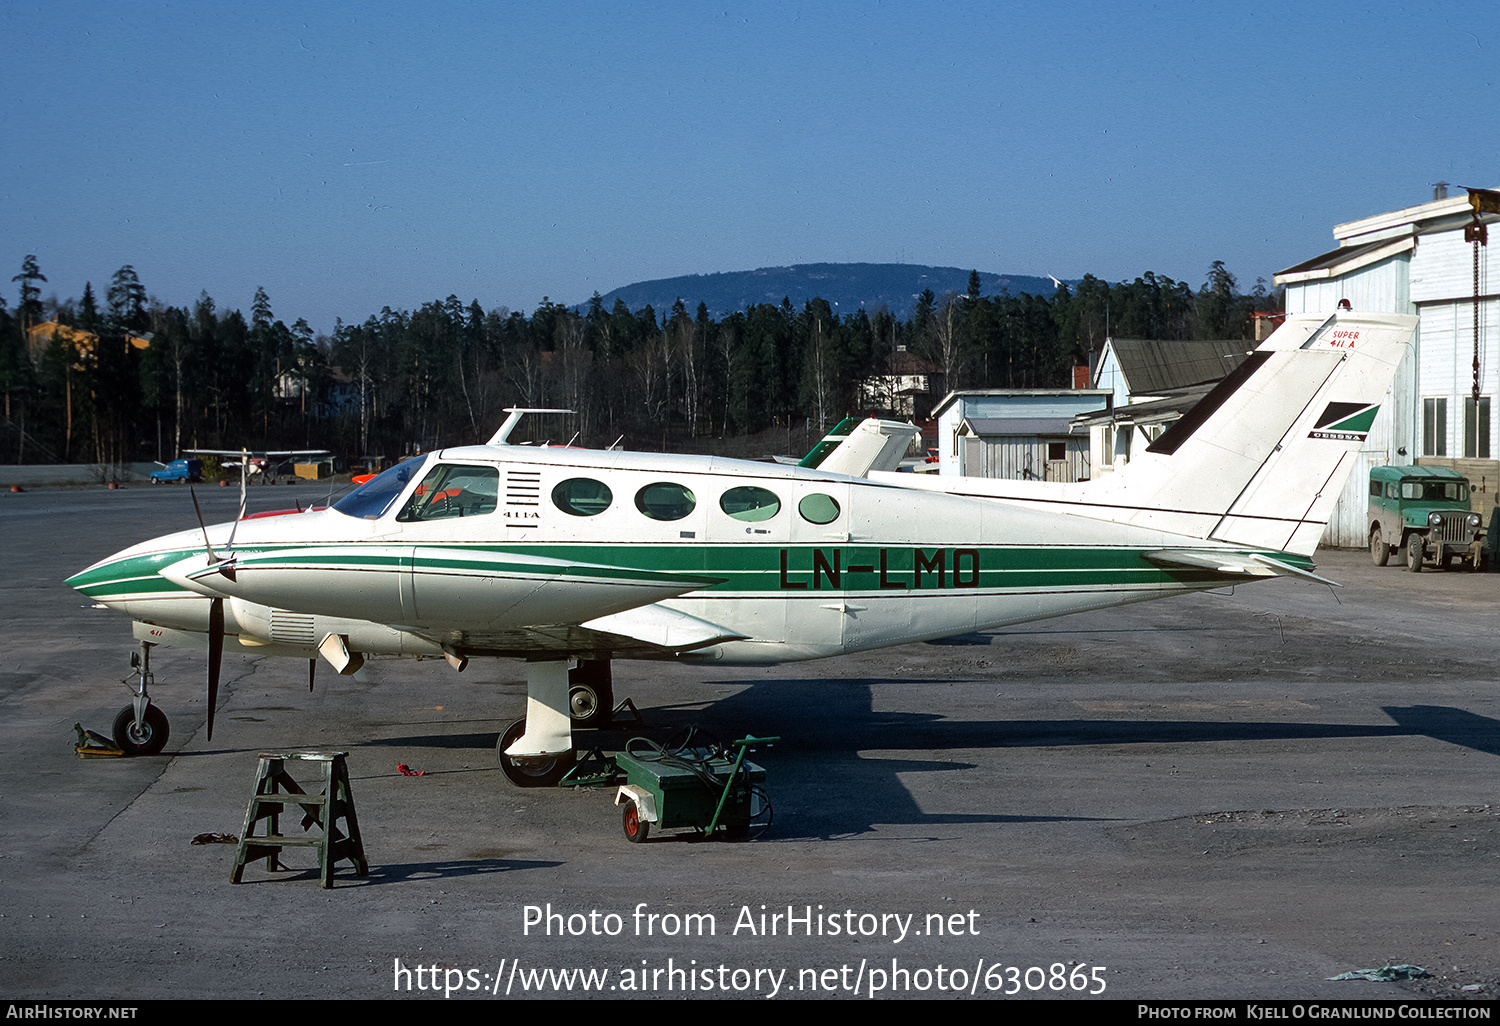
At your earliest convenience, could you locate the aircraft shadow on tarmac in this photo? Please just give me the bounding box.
[602,679,1500,840]
[230,858,566,888]
[253,683,1500,843]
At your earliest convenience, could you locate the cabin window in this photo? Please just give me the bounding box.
[634,482,696,521]
[719,486,780,522]
[798,493,841,524]
[552,478,613,516]
[395,464,499,522]
[1047,441,1067,462]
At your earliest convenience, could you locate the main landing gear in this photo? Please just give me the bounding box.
[113,642,171,756]
[496,659,615,787]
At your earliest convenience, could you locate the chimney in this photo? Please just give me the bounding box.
[1433,181,1450,201]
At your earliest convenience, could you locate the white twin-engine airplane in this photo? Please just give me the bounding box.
[68,311,1416,786]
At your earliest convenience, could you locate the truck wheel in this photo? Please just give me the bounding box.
[1406,533,1424,573]
[1370,529,1389,566]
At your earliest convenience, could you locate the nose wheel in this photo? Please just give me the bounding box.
[112,704,170,756]
[111,641,171,756]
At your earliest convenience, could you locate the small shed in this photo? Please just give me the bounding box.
[933,389,1110,481]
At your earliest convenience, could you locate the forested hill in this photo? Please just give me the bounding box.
[578,263,1068,320]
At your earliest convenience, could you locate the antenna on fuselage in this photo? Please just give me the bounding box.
[487,407,574,445]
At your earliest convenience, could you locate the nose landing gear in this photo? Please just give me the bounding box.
[112,642,171,756]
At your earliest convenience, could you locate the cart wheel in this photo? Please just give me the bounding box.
[495,717,573,788]
[622,800,650,843]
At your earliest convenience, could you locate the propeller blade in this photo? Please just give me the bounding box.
[207,597,224,741]
[189,487,219,563]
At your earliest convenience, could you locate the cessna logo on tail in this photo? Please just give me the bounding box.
[1309,402,1379,441]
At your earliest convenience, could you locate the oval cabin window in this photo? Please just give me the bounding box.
[634,482,697,521]
[552,478,613,517]
[719,486,780,522]
[798,493,841,525]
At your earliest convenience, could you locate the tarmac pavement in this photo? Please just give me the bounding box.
[2,482,1497,1001]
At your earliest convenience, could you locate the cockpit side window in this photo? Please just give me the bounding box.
[332,456,425,520]
[396,464,500,522]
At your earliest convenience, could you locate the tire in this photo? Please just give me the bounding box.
[567,661,613,728]
[111,704,170,756]
[1406,533,1424,573]
[622,800,650,843]
[495,717,573,788]
[1370,529,1389,566]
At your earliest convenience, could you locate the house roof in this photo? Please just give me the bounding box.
[1101,338,1251,395]
[1071,382,1217,429]
[931,388,1110,420]
[1273,235,1416,284]
[961,416,1078,437]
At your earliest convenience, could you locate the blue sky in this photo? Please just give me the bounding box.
[3,1,1494,334]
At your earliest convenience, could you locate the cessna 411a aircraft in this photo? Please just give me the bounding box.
[67,311,1416,786]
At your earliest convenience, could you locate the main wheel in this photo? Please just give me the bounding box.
[1406,533,1424,573]
[622,800,650,843]
[567,661,613,728]
[1370,528,1389,566]
[495,717,573,788]
[111,704,170,756]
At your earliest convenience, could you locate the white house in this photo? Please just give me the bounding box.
[1081,337,1251,474]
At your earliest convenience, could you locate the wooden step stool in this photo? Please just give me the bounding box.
[231,752,368,888]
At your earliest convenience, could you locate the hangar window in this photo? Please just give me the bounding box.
[798,493,841,525]
[552,478,613,516]
[635,482,696,521]
[395,464,499,522]
[719,486,780,522]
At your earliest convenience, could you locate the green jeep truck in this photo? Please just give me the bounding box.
[1367,465,1485,572]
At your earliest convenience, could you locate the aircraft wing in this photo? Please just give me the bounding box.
[416,604,748,659]
[1141,549,1341,587]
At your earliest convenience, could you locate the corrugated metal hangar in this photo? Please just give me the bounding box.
[1276,185,1500,546]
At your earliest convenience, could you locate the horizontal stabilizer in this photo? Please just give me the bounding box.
[1142,549,1340,587]
[807,418,920,477]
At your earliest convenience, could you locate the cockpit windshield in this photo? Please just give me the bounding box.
[332,456,427,520]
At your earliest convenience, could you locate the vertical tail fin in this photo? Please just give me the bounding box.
[1085,311,1416,553]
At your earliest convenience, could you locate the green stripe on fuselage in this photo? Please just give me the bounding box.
[68,542,1314,599]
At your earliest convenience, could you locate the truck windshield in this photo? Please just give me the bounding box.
[332,456,426,519]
